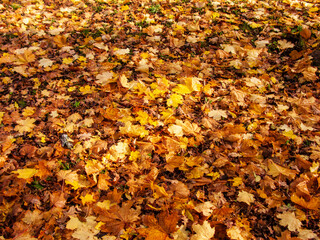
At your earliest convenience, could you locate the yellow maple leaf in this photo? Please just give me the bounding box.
[77,56,86,62]
[161,108,174,121]
[57,170,90,190]
[184,77,202,92]
[15,117,36,133]
[172,84,192,95]
[0,112,4,124]
[2,77,12,84]
[136,110,149,125]
[309,7,318,13]
[283,130,297,139]
[22,107,35,117]
[232,177,243,187]
[140,52,149,59]
[129,151,140,161]
[120,5,130,11]
[79,85,95,94]
[211,12,220,20]
[13,168,38,180]
[81,193,95,205]
[167,93,183,108]
[63,57,73,64]
[310,161,319,173]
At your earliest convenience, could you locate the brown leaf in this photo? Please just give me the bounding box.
[300,27,311,40]
[141,211,179,239]
[158,211,179,234]
[50,192,66,208]
[170,180,190,198]
[36,146,54,159]
[98,201,140,234]
[19,144,37,158]
[91,140,109,154]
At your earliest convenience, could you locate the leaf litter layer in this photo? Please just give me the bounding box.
[0,0,320,239]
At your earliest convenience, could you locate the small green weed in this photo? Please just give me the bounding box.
[11,4,22,10]
[148,4,160,14]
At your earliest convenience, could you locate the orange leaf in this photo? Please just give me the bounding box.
[291,193,320,210]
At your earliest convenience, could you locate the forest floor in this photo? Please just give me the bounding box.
[0,0,320,239]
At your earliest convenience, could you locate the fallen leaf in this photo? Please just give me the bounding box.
[66,216,99,240]
[13,168,38,180]
[268,160,297,180]
[291,193,320,210]
[237,190,255,205]
[191,221,215,240]
[39,58,54,67]
[194,201,215,216]
[168,124,184,137]
[208,109,228,120]
[277,211,302,232]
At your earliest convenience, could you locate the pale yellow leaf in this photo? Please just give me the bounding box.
[277,211,302,232]
[208,109,228,120]
[237,190,255,205]
[298,229,318,240]
[168,124,184,137]
[22,209,43,225]
[278,40,294,50]
[39,58,53,67]
[96,71,115,86]
[191,221,215,240]
[172,225,190,240]
[194,201,215,216]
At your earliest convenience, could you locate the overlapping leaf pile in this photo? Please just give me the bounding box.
[0,0,320,239]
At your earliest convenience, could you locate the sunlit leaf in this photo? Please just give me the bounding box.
[237,190,255,205]
[13,168,38,180]
[191,221,215,240]
[277,211,302,232]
